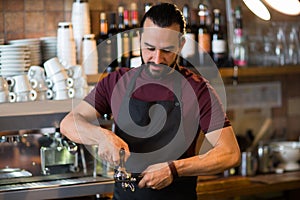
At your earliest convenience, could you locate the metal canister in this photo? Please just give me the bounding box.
[257,144,271,173]
[240,151,257,176]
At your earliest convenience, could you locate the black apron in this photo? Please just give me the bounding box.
[113,66,197,200]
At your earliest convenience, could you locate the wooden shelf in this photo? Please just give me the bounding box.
[87,73,108,84]
[219,65,300,78]
[86,65,300,84]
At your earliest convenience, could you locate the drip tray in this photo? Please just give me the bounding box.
[0,176,112,192]
[0,170,32,179]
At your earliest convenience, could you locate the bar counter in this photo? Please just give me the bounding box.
[0,171,299,199]
[197,171,300,199]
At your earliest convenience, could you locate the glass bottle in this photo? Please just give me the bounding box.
[97,12,108,45]
[130,2,141,68]
[107,12,119,71]
[96,12,111,72]
[233,6,248,67]
[274,25,287,66]
[117,6,130,68]
[198,3,211,66]
[287,26,300,65]
[180,4,196,68]
[211,9,228,68]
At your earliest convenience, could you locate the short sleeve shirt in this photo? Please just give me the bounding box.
[84,66,230,135]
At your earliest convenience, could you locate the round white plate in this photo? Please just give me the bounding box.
[0,45,28,50]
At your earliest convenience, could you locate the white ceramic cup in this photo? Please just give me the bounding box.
[73,76,88,88]
[52,80,69,92]
[29,78,38,89]
[53,88,75,100]
[28,66,46,80]
[46,89,54,100]
[44,57,66,77]
[74,87,89,99]
[15,90,37,102]
[48,70,69,82]
[68,65,85,79]
[6,74,33,93]
[36,90,53,101]
[29,78,48,91]
[9,92,17,103]
[46,79,53,88]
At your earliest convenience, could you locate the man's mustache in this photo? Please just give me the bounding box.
[145,62,168,68]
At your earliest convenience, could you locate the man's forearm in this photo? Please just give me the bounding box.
[60,112,103,145]
[174,127,241,177]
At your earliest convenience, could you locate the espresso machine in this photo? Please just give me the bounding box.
[0,129,114,199]
[0,129,81,178]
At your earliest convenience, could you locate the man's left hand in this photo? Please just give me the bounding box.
[138,162,173,190]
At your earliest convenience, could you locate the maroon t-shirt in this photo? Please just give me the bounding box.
[84,66,230,135]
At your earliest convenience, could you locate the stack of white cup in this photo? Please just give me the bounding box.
[6,74,37,102]
[27,66,52,101]
[71,0,91,64]
[82,34,98,75]
[57,22,77,67]
[0,77,16,103]
[68,65,89,99]
[44,57,74,100]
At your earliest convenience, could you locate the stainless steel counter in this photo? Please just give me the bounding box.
[0,176,114,200]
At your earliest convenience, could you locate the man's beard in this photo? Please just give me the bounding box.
[142,57,178,79]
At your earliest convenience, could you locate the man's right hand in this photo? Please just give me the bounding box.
[97,127,130,167]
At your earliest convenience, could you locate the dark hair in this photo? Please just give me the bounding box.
[140,3,186,34]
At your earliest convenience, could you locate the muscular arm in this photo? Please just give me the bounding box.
[175,126,241,176]
[138,126,240,189]
[60,101,129,166]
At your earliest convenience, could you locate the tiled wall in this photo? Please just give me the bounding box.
[0,0,73,40]
[0,0,227,42]
[0,0,299,140]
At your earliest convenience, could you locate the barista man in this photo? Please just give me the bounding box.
[60,3,240,200]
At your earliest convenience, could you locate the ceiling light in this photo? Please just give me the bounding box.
[243,0,271,20]
[264,0,300,16]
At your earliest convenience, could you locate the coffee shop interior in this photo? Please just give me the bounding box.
[0,0,300,199]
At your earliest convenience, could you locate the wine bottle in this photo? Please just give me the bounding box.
[130,2,141,68]
[97,12,108,44]
[117,6,130,68]
[180,4,196,68]
[96,12,111,72]
[107,12,119,71]
[211,9,228,68]
[198,3,211,67]
[233,6,248,67]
